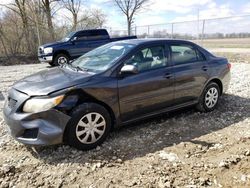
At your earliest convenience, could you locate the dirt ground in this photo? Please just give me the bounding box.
[0,63,250,188]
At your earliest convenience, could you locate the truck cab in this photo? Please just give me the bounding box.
[38,29,136,66]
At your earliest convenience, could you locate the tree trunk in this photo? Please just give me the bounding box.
[72,13,77,31]
[43,0,55,40]
[15,0,32,53]
[127,17,131,36]
[0,33,9,58]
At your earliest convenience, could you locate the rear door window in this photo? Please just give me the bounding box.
[170,44,206,65]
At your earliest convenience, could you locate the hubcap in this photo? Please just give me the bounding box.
[58,56,67,65]
[76,112,106,144]
[205,87,219,108]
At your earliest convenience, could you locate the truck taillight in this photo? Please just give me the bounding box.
[227,63,231,70]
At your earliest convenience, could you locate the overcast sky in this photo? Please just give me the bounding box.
[1,0,250,30]
[87,0,250,29]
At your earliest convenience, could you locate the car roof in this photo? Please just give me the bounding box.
[113,38,214,58]
[118,38,196,46]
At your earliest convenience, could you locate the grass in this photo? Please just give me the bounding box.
[212,52,250,63]
[192,38,250,49]
[190,38,250,63]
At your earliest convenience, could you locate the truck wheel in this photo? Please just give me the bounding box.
[48,62,55,67]
[64,103,112,150]
[53,53,69,66]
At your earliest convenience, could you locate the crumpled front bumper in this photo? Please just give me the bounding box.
[3,89,71,146]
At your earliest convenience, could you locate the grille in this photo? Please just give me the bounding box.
[8,97,17,109]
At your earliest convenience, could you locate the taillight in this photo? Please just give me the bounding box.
[227,63,231,70]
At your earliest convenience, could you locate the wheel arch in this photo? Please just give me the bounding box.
[61,90,116,143]
[207,78,223,95]
[199,78,223,98]
[53,50,71,60]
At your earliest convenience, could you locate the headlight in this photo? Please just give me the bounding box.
[43,47,53,54]
[23,95,64,113]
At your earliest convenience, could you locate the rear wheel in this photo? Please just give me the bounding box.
[53,53,69,66]
[196,82,220,112]
[65,103,112,150]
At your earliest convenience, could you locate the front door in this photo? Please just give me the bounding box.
[118,44,175,121]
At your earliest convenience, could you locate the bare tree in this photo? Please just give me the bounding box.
[91,8,106,28]
[62,0,82,31]
[76,9,106,30]
[113,0,149,35]
[0,21,9,58]
[27,0,43,46]
[0,0,33,51]
[41,0,58,40]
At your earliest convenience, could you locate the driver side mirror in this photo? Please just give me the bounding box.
[120,64,138,75]
[71,37,78,42]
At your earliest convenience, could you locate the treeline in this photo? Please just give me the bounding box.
[0,0,106,64]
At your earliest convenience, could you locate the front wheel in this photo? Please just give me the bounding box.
[53,53,69,66]
[196,82,220,112]
[64,103,112,150]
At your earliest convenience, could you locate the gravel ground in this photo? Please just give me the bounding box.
[0,63,250,188]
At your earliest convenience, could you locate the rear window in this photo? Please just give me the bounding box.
[76,30,109,40]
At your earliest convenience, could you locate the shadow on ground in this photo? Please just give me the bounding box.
[27,93,250,164]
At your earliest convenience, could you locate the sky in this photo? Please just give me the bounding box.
[86,0,250,29]
[1,0,250,30]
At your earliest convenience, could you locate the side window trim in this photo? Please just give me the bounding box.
[195,48,207,61]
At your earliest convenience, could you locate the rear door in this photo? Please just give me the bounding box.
[170,42,210,104]
[118,43,175,121]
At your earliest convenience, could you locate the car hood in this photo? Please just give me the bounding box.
[13,67,93,96]
[42,41,67,48]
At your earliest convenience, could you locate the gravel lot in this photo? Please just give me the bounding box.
[0,63,250,188]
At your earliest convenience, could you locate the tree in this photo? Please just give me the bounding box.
[41,0,58,40]
[91,8,106,28]
[113,0,149,36]
[0,0,32,51]
[62,0,81,31]
[27,0,43,46]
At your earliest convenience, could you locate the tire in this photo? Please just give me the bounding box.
[48,61,55,67]
[196,82,220,112]
[64,103,112,150]
[53,53,69,66]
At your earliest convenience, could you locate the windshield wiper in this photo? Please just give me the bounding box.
[75,66,85,72]
[61,60,89,72]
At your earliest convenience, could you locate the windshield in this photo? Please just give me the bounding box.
[71,42,135,73]
[61,32,76,42]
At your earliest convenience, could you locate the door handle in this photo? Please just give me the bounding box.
[202,66,208,71]
[164,73,173,79]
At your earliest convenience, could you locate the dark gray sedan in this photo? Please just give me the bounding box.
[3,39,231,150]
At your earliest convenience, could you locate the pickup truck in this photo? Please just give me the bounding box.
[38,29,137,66]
